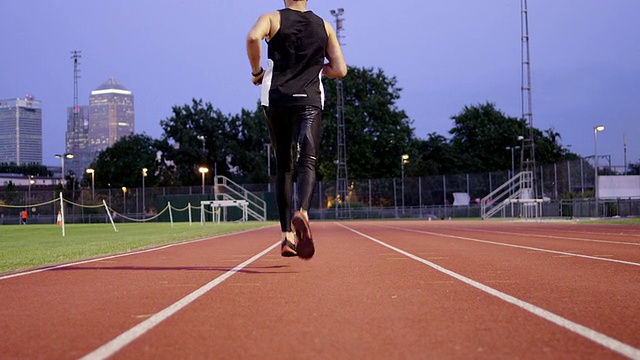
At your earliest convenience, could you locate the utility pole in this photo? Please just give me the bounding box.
[330,8,351,219]
[623,133,628,175]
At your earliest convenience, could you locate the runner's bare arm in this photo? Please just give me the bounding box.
[323,21,347,79]
[247,14,273,84]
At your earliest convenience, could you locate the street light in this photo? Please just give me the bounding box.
[594,125,605,217]
[330,8,345,23]
[85,168,95,200]
[122,186,127,215]
[142,168,148,217]
[28,176,34,201]
[54,153,74,187]
[199,167,209,195]
[197,135,206,149]
[505,146,521,177]
[197,135,206,164]
[264,143,272,192]
[401,154,409,209]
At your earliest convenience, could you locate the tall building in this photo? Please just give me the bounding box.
[0,96,43,165]
[65,77,135,176]
[88,77,134,153]
[64,105,90,176]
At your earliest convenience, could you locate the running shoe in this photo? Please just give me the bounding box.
[292,211,314,259]
[281,238,297,257]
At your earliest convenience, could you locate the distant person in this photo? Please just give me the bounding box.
[247,0,347,259]
[20,209,28,225]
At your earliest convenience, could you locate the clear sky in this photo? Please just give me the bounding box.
[2,1,639,169]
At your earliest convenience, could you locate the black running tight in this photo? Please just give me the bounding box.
[265,105,322,232]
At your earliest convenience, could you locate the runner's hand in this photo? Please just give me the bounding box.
[252,72,264,86]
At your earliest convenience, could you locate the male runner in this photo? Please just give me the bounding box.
[247,0,347,259]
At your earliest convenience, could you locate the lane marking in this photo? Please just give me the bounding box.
[435,226,640,246]
[504,226,640,239]
[79,241,279,360]
[378,225,640,267]
[337,223,640,359]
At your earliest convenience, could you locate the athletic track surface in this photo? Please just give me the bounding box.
[1,220,639,359]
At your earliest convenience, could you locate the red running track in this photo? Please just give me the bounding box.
[1,220,639,359]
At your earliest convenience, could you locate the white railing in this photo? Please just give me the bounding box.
[214,176,267,221]
[481,171,540,219]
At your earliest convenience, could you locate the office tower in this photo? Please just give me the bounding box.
[88,77,134,153]
[64,105,90,176]
[63,78,134,177]
[0,96,43,165]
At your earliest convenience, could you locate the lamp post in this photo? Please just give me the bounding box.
[85,168,95,200]
[142,168,148,216]
[505,146,521,177]
[623,133,628,175]
[264,143,272,192]
[197,135,206,155]
[28,176,34,202]
[122,186,127,216]
[401,154,409,209]
[55,153,74,187]
[199,167,209,195]
[593,125,605,217]
[330,8,345,28]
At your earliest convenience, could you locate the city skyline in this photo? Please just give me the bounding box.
[1,1,638,169]
[65,77,135,177]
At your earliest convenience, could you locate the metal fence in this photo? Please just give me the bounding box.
[2,159,638,224]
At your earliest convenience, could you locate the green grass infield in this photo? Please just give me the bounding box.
[0,222,275,274]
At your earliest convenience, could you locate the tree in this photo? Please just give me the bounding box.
[320,66,415,180]
[533,127,566,165]
[160,99,234,185]
[87,134,163,189]
[449,102,524,173]
[409,133,458,176]
[84,74,577,190]
[448,102,568,174]
[0,163,52,177]
[226,103,271,183]
[1,181,20,205]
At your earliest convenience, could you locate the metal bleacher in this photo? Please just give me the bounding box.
[206,176,267,222]
[481,171,541,219]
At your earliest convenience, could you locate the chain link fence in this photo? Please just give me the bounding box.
[2,159,638,224]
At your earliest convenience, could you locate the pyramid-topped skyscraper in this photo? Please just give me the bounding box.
[88,77,135,153]
[65,77,135,176]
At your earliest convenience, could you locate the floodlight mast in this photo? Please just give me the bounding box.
[70,50,82,175]
[330,7,350,219]
[520,0,537,200]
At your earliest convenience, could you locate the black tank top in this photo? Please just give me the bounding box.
[261,8,327,108]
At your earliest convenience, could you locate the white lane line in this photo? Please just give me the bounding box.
[337,223,640,360]
[0,228,264,281]
[80,241,280,360]
[444,226,640,246]
[378,225,640,267]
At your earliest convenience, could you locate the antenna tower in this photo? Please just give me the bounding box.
[70,50,82,174]
[330,8,351,219]
[519,0,537,197]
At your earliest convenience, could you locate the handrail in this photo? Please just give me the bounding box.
[481,171,538,219]
[214,176,267,221]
